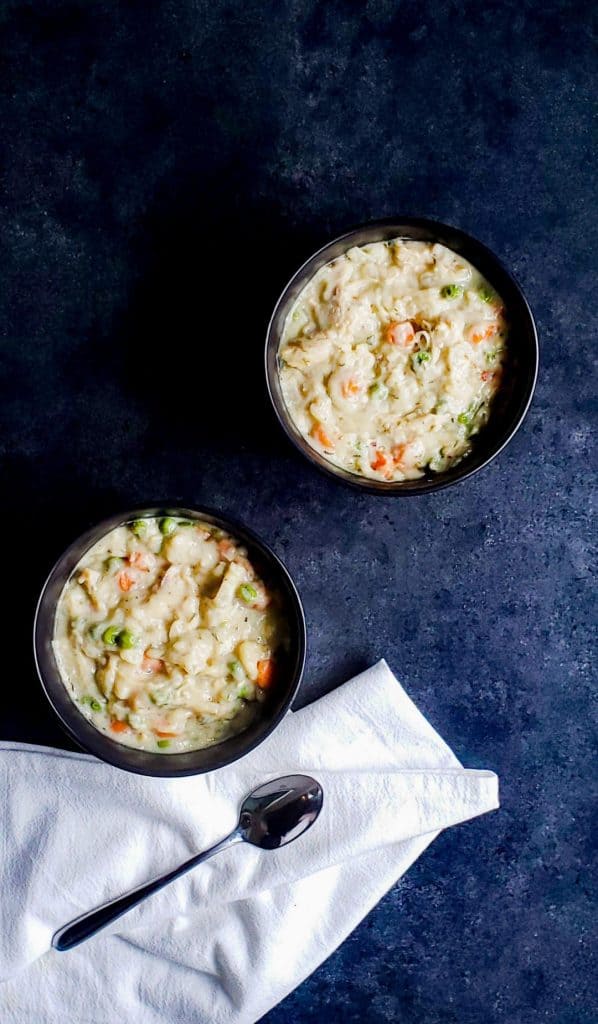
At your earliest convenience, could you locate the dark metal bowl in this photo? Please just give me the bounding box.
[265,217,539,494]
[33,506,306,777]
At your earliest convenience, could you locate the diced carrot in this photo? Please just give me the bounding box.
[128,551,151,571]
[142,654,165,674]
[218,539,237,561]
[469,323,498,344]
[118,571,135,592]
[256,658,275,689]
[386,321,415,347]
[341,378,361,398]
[392,442,422,469]
[110,720,129,733]
[311,423,335,452]
[155,730,177,738]
[391,443,409,465]
[481,370,493,382]
[370,449,390,472]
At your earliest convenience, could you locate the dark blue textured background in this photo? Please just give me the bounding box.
[1,2,596,1021]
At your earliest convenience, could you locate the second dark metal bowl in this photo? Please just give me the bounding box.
[265,217,539,495]
[33,506,306,777]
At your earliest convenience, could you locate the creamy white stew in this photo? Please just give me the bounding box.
[279,238,508,481]
[53,517,288,753]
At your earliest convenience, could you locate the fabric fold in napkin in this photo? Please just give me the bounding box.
[0,660,498,1024]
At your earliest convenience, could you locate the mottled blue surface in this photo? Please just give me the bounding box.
[1,1,596,1021]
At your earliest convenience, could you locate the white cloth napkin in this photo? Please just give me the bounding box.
[0,660,498,1024]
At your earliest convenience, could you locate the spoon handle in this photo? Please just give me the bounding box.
[52,830,243,952]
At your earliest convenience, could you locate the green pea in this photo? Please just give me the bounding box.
[237,684,252,700]
[130,520,147,537]
[157,739,171,749]
[105,556,124,572]
[238,583,258,604]
[159,517,177,536]
[102,625,121,646]
[117,628,137,650]
[457,402,480,434]
[478,285,494,303]
[81,695,103,711]
[415,351,431,365]
[228,659,244,681]
[368,381,388,399]
[440,284,463,299]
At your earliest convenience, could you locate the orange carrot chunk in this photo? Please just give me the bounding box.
[370,449,389,472]
[469,323,498,344]
[118,571,135,592]
[256,659,275,689]
[218,539,237,561]
[311,423,335,451]
[110,720,129,734]
[391,443,408,465]
[386,321,415,347]
[341,378,361,398]
[128,551,151,571]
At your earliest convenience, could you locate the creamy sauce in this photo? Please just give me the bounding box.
[53,517,288,752]
[279,239,508,480]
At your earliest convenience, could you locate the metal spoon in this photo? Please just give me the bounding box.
[52,774,323,952]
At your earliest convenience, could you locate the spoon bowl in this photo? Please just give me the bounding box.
[53,774,324,951]
[240,775,323,850]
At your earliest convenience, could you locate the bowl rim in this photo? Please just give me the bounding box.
[265,216,539,495]
[33,505,307,777]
